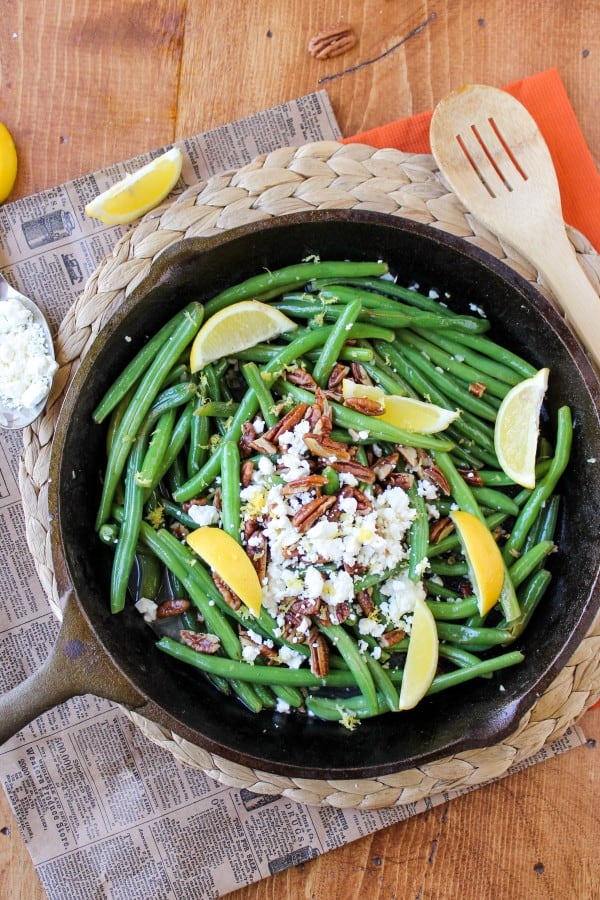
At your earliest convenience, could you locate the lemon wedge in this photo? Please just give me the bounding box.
[341,379,458,433]
[450,510,504,615]
[84,147,183,225]
[190,300,297,372]
[186,526,262,615]
[494,368,549,489]
[0,122,18,203]
[398,594,439,710]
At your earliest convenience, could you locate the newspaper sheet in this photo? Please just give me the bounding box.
[0,92,588,899]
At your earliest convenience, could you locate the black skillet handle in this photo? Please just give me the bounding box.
[0,591,145,746]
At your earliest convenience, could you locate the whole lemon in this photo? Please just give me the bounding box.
[0,123,18,203]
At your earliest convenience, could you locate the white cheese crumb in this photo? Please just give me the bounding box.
[278,645,305,669]
[187,504,220,527]
[135,598,158,623]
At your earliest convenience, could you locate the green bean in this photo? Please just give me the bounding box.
[203,261,389,317]
[98,523,119,546]
[195,400,239,418]
[507,540,555,587]
[498,569,552,638]
[220,440,241,543]
[502,407,572,563]
[439,330,536,379]
[365,654,399,712]
[241,362,278,428]
[110,436,146,613]
[435,621,513,647]
[187,400,211,477]
[135,408,176,490]
[312,297,363,386]
[411,327,522,386]
[399,329,511,400]
[477,458,552,487]
[157,635,365,687]
[426,596,479,620]
[408,486,428,582]
[310,276,463,317]
[319,622,378,714]
[105,387,135,455]
[151,399,195,490]
[470,487,520,516]
[438,644,486,670]
[96,302,204,529]
[159,499,198,530]
[278,380,455,452]
[134,549,163,602]
[93,309,192,423]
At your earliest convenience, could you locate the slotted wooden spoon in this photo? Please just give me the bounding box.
[430,84,599,368]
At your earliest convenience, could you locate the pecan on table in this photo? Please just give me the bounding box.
[307,21,357,59]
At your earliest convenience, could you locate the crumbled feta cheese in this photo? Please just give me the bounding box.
[379,573,426,626]
[135,598,158,623]
[187,504,220,527]
[418,478,439,500]
[275,698,291,713]
[278,645,305,669]
[358,617,386,637]
[0,297,57,412]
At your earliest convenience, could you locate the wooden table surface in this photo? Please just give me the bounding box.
[1,2,598,898]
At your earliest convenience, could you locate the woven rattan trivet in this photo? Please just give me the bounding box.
[19,141,600,809]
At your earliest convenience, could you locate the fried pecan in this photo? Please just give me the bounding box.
[343,396,385,416]
[458,467,484,487]
[306,388,333,433]
[303,432,352,461]
[350,363,373,385]
[180,630,220,654]
[327,363,350,390]
[243,517,261,542]
[307,20,357,59]
[331,459,377,484]
[422,465,451,495]
[241,459,255,488]
[309,632,330,677]
[388,472,414,490]
[291,494,337,532]
[213,571,241,610]
[356,589,375,617]
[281,474,329,496]
[343,559,367,576]
[169,521,189,540]
[263,402,309,443]
[379,628,406,649]
[339,484,373,513]
[429,516,455,544]
[372,452,400,482]
[246,532,268,583]
[469,381,487,397]
[285,368,318,391]
[290,596,322,617]
[239,420,257,457]
[156,597,191,618]
[330,602,352,625]
[248,435,278,455]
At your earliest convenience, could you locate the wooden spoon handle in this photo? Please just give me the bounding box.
[528,231,600,370]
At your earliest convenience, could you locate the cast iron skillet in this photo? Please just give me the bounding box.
[1,210,598,779]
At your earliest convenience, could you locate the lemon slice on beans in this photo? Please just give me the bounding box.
[84,147,183,225]
[398,595,439,710]
[189,300,297,372]
[450,510,504,615]
[186,526,262,615]
[342,379,459,433]
[0,123,18,203]
[494,368,549,489]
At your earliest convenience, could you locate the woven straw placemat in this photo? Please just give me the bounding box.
[19,141,600,809]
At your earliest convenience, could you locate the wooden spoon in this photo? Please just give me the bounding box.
[430,84,599,369]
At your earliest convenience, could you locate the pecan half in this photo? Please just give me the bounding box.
[331,459,377,484]
[213,571,241,610]
[327,363,350,390]
[350,363,373,385]
[309,632,330,677]
[469,381,487,397]
[303,432,352,461]
[307,21,357,59]
[180,630,220,654]
[372,451,400,482]
[458,467,484,487]
[281,474,329,495]
[263,402,309,443]
[388,472,415,490]
[248,435,278,456]
[241,459,255,488]
[156,597,191,618]
[246,532,268,583]
[291,494,337,532]
[429,516,455,544]
[379,627,406,649]
[285,368,317,391]
[343,396,385,416]
[356,589,375,617]
[422,465,451,495]
[339,484,373,513]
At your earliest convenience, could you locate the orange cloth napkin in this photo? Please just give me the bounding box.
[343,68,600,254]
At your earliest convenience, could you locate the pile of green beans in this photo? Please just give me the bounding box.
[93,259,572,726]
